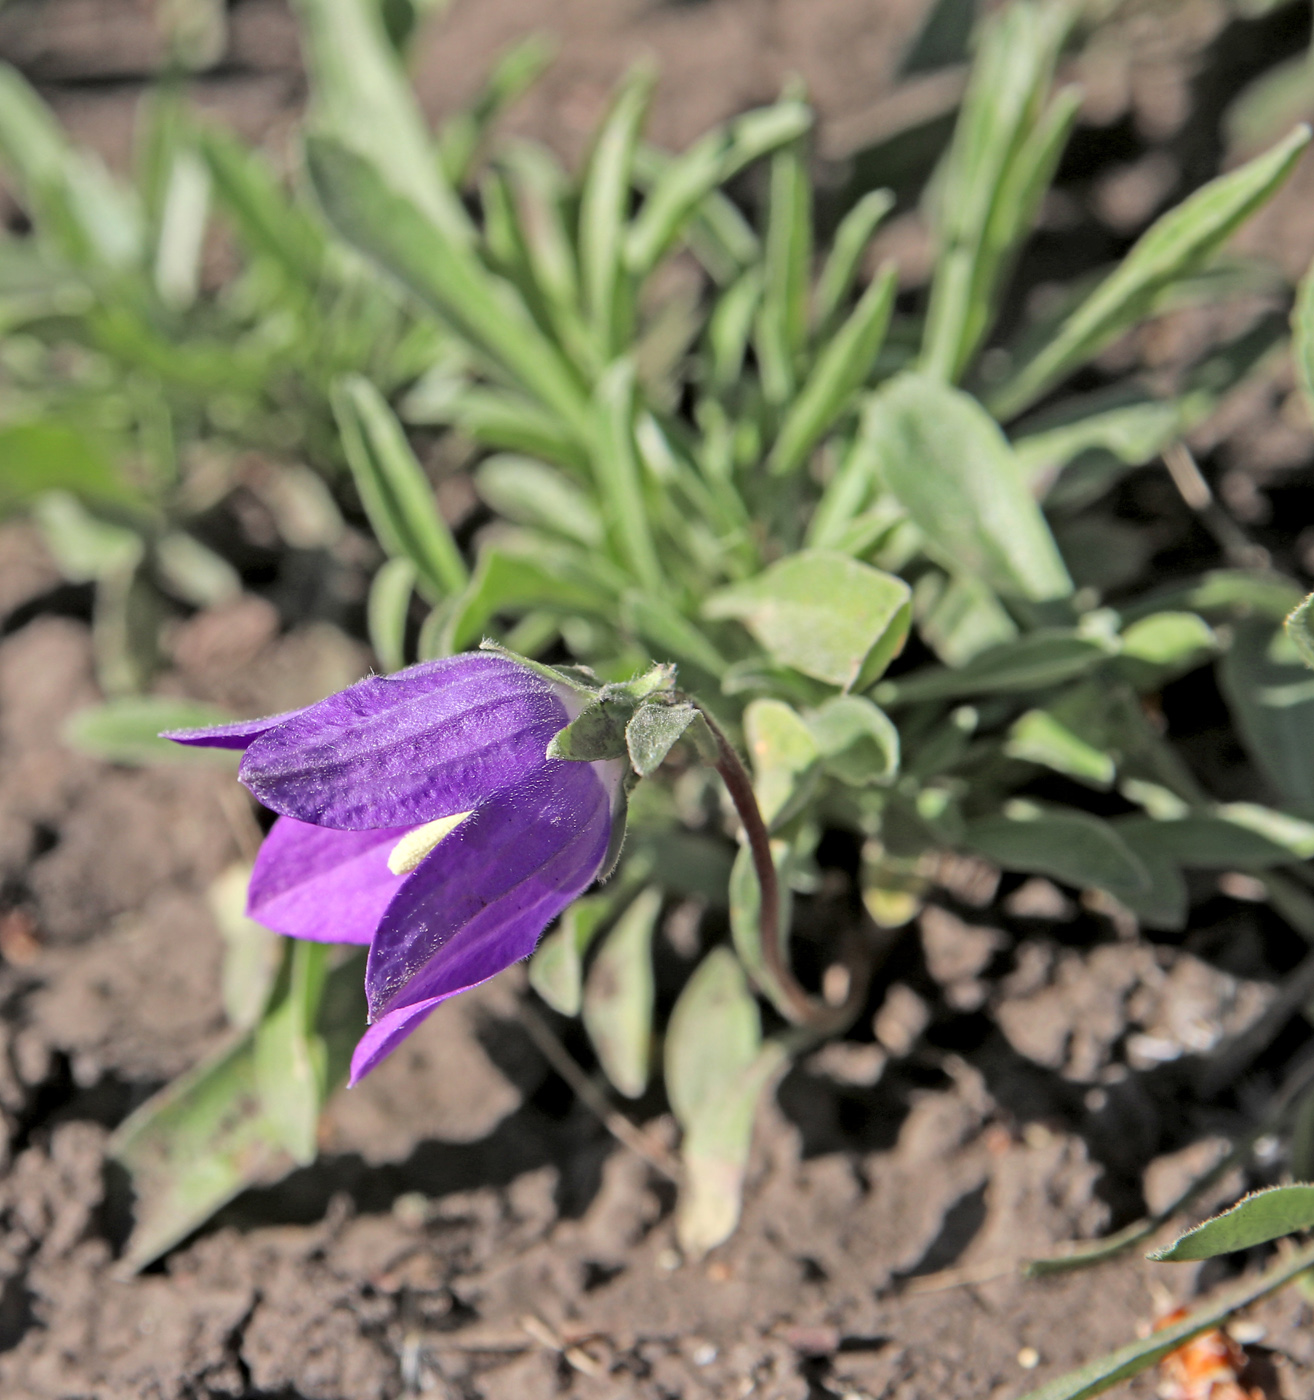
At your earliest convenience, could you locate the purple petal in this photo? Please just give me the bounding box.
[162,706,308,750]
[348,995,453,1084]
[239,654,574,830]
[247,816,408,944]
[365,759,615,1022]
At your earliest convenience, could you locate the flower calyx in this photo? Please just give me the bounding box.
[546,662,712,777]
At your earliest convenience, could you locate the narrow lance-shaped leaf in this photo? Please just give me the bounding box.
[437,35,555,187]
[582,886,662,1099]
[665,948,776,1257]
[633,140,761,284]
[333,375,467,603]
[196,123,327,286]
[32,491,142,581]
[367,556,416,673]
[441,543,614,654]
[306,138,593,441]
[867,372,1072,601]
[254,938,330,1165]
[110,951,367,1274]
[579,63,655,357]
[291,0,471,244]
[1294,258,1314,425]
[621,590,730,681]
[474,454,604,546]
[593,359,664,589]
[812,187,895,339]
[730,838,794,1019]
[625,100,812,277]
[990,124,1311,420]
[768,262,897,476]
[1220,618,1314,810]
[1286,593,1314,671]
[1150,1184,1314,1262]
[0,64,141,268]
[666,948,761,1129]
[446,387,592,478]
[965,803,1150,899]
[529,892,616,1017]
[678,1040,789,1257]
[207,864,281,1031]
[153,148,210,310]
[1013,1239,1314,1400]
[919,1,1073,382]
[63,696,238,768]
[963,83,1082,375]
[707,268,763,393]
[756,113,812,403]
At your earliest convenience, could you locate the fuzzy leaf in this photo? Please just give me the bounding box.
[1285,594,1314,671]
[582,887,661,1099]
[626,702,701,777]
[867,373,1072,601]
[807,695,900,786]
[529,893,615,1017]
[1150,1185,1314,1262]
[677,1040,787,1258]
[965,805,1149,898]
[64,697,239,767]
[705,550,910,690]
[334,375,467,603]
[745,698,820,827]
[991,124,1311,419]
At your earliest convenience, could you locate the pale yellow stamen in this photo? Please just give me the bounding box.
[387,812,472,875]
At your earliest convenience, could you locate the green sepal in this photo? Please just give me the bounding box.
[547,695,634,762]
[625,701,702,777]
[476,637,598,696]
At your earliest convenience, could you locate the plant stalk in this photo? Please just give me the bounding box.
[695,705,869,1031]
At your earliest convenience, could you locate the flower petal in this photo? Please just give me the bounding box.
[247,816,409,944]
[347,995,451,1085]
[365,759,614,1022]
[239,654,573,829]
[162,706,308,750]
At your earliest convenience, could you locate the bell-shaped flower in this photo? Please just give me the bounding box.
[166,652,627,1082]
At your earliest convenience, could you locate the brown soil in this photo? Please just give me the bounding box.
[4,2,1314,1397]
[0,532,1312,1398]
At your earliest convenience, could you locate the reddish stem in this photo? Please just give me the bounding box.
[696,707,864,1030]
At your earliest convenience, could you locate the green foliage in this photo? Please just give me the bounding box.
[10,0,1314,1315]
[1150,1184,1314,1262]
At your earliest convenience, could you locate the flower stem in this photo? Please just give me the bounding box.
[694,706,869,1032]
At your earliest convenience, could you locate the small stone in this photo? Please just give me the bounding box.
[873,985,929,1057]
[1004,879,1074,921]
[1017,1346,1041,1369]
[920,906,1004,985]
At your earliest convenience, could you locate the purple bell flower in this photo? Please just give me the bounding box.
[165,653,627,1083]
